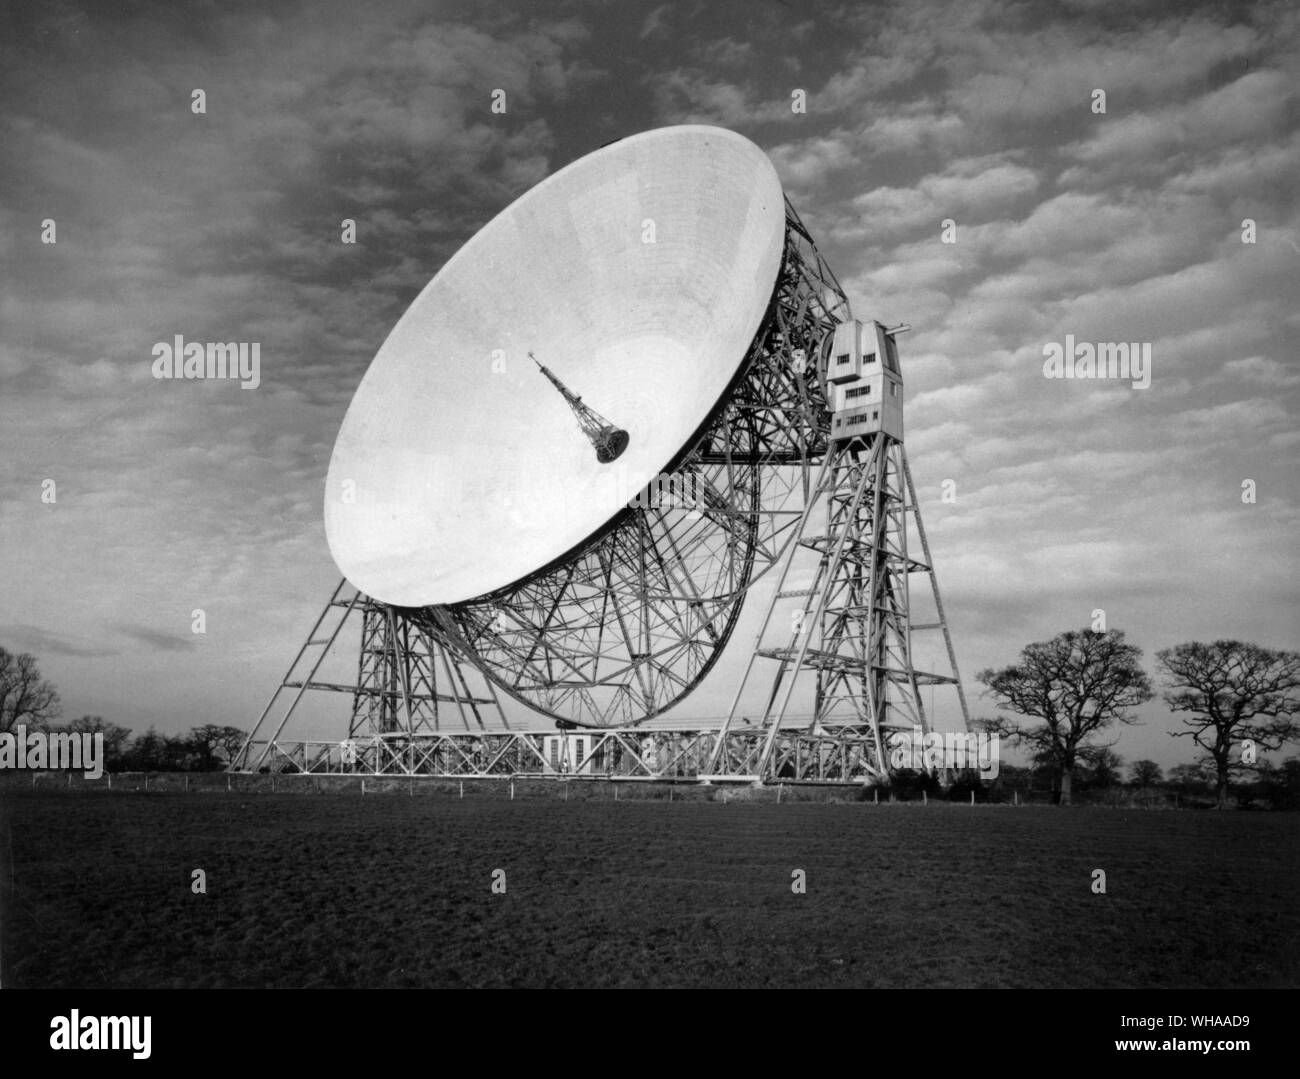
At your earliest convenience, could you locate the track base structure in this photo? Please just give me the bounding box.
[232,727,912,783]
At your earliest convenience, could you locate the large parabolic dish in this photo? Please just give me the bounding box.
[325,125,849,728]
[327,126,785,606]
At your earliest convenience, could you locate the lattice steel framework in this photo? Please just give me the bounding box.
[237,198,971,778]
[705,426,970,782]
[232,583,508,773]
[403,199,851,728]
[232,728,884,782]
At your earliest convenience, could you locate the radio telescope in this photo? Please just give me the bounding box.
[235,125,969,782]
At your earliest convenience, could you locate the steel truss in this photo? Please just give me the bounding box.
[705,430,970,782]
[235,726,891,783]
[406,198,851,728]
[231,583,508,773]
[237,199,969,780]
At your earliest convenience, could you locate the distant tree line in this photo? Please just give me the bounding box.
[22,715,247,773]
[977,630,1300,808]
[1,644,246,772]
[5,632,1299,801]
[940,755,1300,811]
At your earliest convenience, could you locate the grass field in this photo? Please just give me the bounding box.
[2,788,1296,988]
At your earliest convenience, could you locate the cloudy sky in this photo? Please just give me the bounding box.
[2,0,1296,768]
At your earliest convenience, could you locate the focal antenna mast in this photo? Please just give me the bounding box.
[530,352,629,464]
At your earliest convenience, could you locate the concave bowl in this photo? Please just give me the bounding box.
[325,125,793,727]
[325,125,786,607]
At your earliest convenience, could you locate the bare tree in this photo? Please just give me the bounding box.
[59,716,133,770]
[977,628,1154,805]
[1129,759,1163,788]
[0,647,61,733]
[1157,640,1300,809]
[187,725,248,771]
[122,728,191,772]
[1080,746,1125,789]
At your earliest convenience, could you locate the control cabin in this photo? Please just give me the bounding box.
[826,320,904,443]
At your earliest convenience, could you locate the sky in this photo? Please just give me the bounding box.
[1,0,1296,771]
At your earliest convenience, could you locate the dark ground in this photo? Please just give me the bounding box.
[2,788,1296,988]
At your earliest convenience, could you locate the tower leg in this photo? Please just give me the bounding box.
[231,582,508,775]
[708,430,967,783]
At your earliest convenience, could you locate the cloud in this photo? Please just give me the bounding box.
[113,624,199,653]
[949,17,1262,126]
[0,625,117,659]
[855,109,967,154]
[649,70,791,126]
[1059,69,1295,186]
[692,37,754,67]
[1220,356,1300,388]
[848,154,1040,237]
[639,5,671,40]
[819,53,929,108]
[766,131,859,190]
